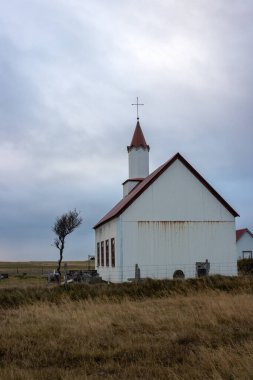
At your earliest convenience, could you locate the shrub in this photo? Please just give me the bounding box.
[238,259,253,274]
[0,275,253,310]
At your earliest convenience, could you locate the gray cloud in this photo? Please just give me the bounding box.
[0,0,253,260]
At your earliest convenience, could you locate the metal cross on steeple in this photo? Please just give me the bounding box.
[132,97,144,120]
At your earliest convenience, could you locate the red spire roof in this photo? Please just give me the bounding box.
[127,120,150,152]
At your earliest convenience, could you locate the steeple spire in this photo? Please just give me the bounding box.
[122,99,150,197]
[127,120,150,152]
[122,119,150,197]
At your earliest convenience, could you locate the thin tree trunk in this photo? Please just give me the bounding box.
[56,240,64,283]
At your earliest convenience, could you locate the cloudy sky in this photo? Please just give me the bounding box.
[0,0,252,261]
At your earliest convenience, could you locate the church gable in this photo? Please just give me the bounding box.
[123,157,236,222]
[94,153,238,229]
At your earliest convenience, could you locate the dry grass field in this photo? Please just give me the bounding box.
[0,277,253,379]
[0,260,94,275]
[0,261,95,289]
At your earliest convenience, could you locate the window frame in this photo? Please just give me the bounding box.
[111,238,115,267]
[101,241,104,267]
[106,239,109,267]
[242,251,252,259]
[97,242,100,267]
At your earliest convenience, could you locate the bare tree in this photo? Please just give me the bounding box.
[52,209,82,279]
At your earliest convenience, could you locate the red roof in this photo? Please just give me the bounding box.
[94,153,239,229]
[122,178,144,185]
[236,228,253,241]
[127,121,150,152]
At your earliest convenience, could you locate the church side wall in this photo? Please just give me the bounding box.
[237,234,253,259]
[95,218,122,282]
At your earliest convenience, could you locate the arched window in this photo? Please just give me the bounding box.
[173,270,185,279]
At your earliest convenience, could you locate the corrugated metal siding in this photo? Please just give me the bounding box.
[123,221,236,266]
[123,160,234,222]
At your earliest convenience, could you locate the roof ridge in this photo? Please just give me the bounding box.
[236,228,253,241]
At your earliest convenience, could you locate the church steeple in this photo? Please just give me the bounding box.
[123,119,150,197]
[127,119,150,179]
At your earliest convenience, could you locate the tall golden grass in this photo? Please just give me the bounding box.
[0,260,94,276]
[0,280,253,379]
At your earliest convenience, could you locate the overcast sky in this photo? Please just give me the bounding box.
[0,0,252,261]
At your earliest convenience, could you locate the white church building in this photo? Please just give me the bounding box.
[94,120,239,282]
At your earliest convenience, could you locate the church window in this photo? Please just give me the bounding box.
[97,242,100,266]
[111,238,115,267]
[243,251,252,259]
[106,239,109,267]
[101,241,104,266]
